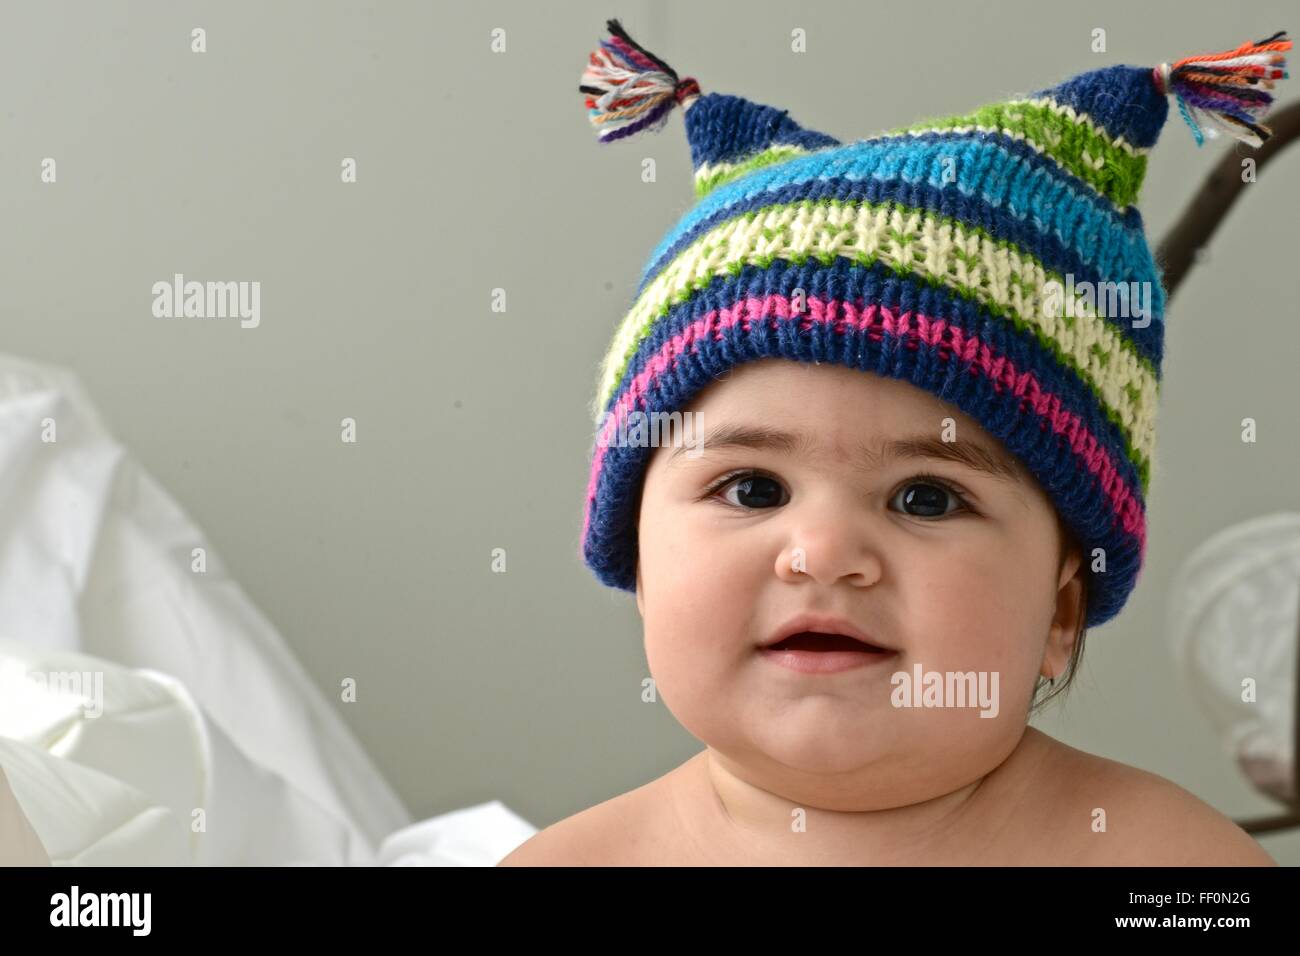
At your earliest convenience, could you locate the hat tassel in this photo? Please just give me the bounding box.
[1153,30,1292,147]
[578,18,701,144]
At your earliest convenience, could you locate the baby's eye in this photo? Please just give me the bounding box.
[890,478,969,518]
[715,473,788,509]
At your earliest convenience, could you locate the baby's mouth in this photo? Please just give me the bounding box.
[758,631,897,675]
[766,632,892,654]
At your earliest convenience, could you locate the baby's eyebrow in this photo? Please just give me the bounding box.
[669,422,1025,486]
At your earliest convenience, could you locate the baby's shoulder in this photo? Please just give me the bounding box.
[1038,736,1275,866]
[495,772,678,866]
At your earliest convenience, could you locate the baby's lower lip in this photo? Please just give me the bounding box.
[757,646,898,675]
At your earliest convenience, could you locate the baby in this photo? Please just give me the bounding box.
[500,22,1290,866]
[502,359,1273,866]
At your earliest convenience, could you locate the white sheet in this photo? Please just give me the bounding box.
[0,640,536,865]
[0,352,537,865]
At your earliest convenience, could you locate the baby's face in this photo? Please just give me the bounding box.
[635,358,1084,807]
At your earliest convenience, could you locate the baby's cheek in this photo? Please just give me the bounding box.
[644,587,734,676]
[642,620,738,747]
[903,570,1046,701]
[924,534,1052,617]
[641,574,751,724]
[947,618,1042,689]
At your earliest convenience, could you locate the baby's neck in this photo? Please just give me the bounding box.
[678,729,1044,866]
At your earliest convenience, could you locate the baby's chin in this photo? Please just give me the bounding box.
[699,702,1020,781]
[707,734,1001,812]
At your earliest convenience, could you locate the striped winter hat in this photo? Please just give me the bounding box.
[576,20,1291,628]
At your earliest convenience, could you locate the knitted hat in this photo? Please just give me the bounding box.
[576,20,1291,628]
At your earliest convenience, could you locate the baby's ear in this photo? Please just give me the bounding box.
[1055,512,1085,583]
[635,559,645,618]
[1059,537,1084,589]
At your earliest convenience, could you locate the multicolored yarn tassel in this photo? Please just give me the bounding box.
[578,18,700,143]
[1153,30,1292,147]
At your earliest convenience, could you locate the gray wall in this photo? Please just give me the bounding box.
[2,0,1297,863]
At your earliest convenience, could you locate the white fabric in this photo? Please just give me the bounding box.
[377,802,539,866]
[1167,512,1300,805]
[0,352,537,865]
[0,737,192,866]
[0,762,52,865]
[0,641,537,865]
